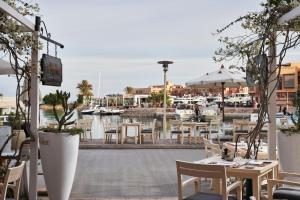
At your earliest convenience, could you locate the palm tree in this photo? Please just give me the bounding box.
[77,80,93,105]
[124,86,134,94]
[147,92,171,107]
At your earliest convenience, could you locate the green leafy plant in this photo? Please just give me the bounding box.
[214,0,300,158]
[41,90,82,134]
[7,112,23,130]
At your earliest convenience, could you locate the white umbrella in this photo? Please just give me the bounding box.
[186,65,246,121]
[0,59,15,75]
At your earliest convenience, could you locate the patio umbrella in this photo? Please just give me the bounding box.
[0,59,14,75]
[186,65,246,121]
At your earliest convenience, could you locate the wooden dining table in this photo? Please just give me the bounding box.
[121,122,141,144]
[223,142,269,160]
[182,122,209,143]
[195,156,278,200]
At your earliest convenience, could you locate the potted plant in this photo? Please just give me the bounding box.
[39,90,82,200]
[7,112,26,151]
[277,90,300,174]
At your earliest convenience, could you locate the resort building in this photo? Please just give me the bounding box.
[123,81,184,107]
[0,96,19,115]
[249,62,300,107]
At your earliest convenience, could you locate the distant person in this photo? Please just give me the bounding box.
[283,107,288,116]
[279,105,282,113]
[194,105,199,116]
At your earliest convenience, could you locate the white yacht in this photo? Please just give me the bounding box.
[175,104,194,119]
[93,106,124,115]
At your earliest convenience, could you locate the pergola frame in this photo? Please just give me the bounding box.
[1,0,300,198]
[0,2,62,199]
[266,5,300,160]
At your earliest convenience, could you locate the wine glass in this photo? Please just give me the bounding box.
[240,138,245,147]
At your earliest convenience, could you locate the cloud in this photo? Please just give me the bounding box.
[1,0,265,100]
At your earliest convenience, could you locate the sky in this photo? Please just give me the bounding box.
[2,0,300,100]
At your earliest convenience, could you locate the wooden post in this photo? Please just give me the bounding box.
[268,33,277,160]
[29,29,39,200]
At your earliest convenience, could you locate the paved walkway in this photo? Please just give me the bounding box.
[69,149,204,199]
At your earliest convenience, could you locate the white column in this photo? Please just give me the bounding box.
[29,30,39,200]
[268,34,277,160]
[163,71,167,138]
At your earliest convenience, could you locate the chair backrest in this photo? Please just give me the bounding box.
[151,119,157,131]
[279,117,289,129]
[176,160,227,200]
[102,119,114,131]
[203,138,221,157]
[170,120,182,130]
[210,119,220,130]
[233,119,250,131]
[84,119,93,131]
[1,161,25,200]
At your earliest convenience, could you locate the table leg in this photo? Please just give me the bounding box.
[121,126,125,144]
[139,125,141,144]
[212,178,221,194]
[252,177,260,200]
[116,129,118,144]
[134,126,137,144]
[193,127,197,144]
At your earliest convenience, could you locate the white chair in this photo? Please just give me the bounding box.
[170,120,191,144]
[77,119,93,141]
[102,119,120,144]
[209,119,221,143]
[176,160,242,200]
[0,161,25,200]
[140,119,157,144]
[203,138,222,158]
[232,119,250,142]
[268,172,300,200]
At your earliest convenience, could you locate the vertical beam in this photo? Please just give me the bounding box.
[221,82,225,122]
[0,1,35,32]
[29,18,40,200]
[163,70,167,138]
[268,33,277,160]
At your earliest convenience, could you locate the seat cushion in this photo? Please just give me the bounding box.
[183,192,222,200]
[234,130,248,133]
[105,130,117,134]
[273,187,300,200]
[141,129,152,134]
[200,130,209,134]
[171,130,190,134]
[183,192,236,200]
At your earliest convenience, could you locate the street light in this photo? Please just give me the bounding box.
[158,60,173,138]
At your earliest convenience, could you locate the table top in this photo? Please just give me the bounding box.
[195,156,278,176]
[122,122,141,126]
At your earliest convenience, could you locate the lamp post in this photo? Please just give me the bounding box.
[286,90,289,110]
[158,60,173,137]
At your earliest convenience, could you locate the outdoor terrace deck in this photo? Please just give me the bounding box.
[39,149,204,200]
[79,137,233,149]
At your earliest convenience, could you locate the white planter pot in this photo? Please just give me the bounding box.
[39,132,79,200]
[11,130,26,150]
[277,131,300,174]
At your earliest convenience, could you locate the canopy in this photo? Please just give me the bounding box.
[0,59,15,75]
[186,65,246,121]
[186,65,246,88]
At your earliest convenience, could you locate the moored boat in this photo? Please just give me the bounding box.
[175,104,194,119]
[81,107,95,115]
[93,106,124,115]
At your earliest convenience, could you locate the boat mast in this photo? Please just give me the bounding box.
[98,72,101,105]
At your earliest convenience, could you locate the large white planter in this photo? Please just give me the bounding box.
[39,132,79,200]
[277,131,300,174]
[11,129,26,150]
